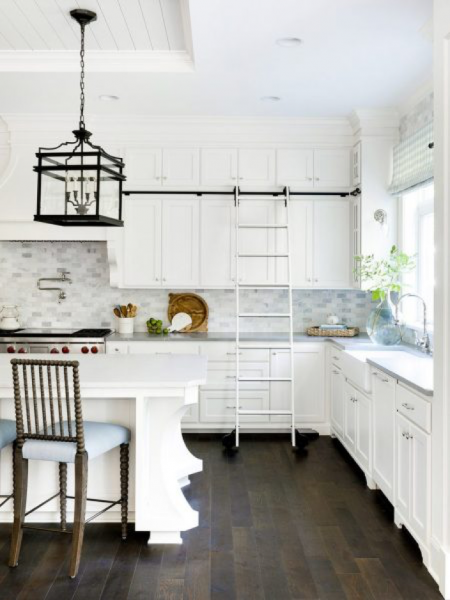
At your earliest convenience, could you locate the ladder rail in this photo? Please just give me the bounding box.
[285,186,296,446]
[234,186,240,448]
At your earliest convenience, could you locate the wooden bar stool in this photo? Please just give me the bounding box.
[9,358,131,578]
[0,419,16,508]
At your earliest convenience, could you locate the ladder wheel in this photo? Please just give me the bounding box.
[222,429,237,450]
[294,429,309,452]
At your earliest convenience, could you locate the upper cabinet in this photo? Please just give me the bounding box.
[313,149,351,189]
[352,142,362,187]
[200,198,235,287]
[201,149,237,186]
[124,148,200,189]
[276,149,314,189]
[238,149,276,187]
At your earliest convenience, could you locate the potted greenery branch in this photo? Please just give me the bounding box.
[354,245,416,345]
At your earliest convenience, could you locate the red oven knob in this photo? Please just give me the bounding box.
[81,346,89,354]
[18,348,27,354]
[50,348,59,354]
[91,346,98,354]
[6,346,15,354]
[62,346,70,354]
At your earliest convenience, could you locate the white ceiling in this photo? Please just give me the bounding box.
[0,0,433,117]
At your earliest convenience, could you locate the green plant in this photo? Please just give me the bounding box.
[354,245,416,302]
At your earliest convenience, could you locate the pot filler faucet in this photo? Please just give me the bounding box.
[37,270,72,303]
[395,293,432,355]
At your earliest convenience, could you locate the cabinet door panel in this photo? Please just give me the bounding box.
[277,149,314,188]
[395,413,410,519]
[122,197,162,287]
[314,149,351,189]
[372,371,395,502]
[352,142,362,187]
[343,381,356,452]
[410,423,430,544]
[355,391,371,473]
[200,198,235,286]
[313,200,350,288]
[238,149,276,187]
[238,201,275,284]
[330,367,344,438]
[162,149,200,186]
[277,200,313,286]
[270,345,325,423]
[125,148,162,188]
[162,198,199,286]
[201,149,237,186]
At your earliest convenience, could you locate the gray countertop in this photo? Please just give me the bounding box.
[108,331,372,344]
[367,353,433,397]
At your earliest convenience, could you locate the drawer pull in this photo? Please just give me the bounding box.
[156,352,172,355]
[332,370,340,375]
[226,352,243,356]
[226,375,236,379]
[332,356,340,360]
[401,403,415,411]
[226,405,242,409]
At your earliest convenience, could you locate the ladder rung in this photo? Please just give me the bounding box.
[238,377,292,382]
[238,195,287,200]
[239,313,291,318]
[238,344,292,349]
[238,409,292,415]
[238,283,290,289]
[238,224,288,229]
[238,253,288,258]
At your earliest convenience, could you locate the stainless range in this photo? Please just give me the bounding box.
[0,328,113,355]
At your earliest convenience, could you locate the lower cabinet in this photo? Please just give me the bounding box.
[330,365,344,438]
[343,380,371,474]
[372,369,396,502]
[199,390,269,423]
[395,412,431,550]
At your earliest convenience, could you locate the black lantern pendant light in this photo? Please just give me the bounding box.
[34,9,125,227]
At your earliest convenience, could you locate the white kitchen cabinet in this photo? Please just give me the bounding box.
[354,390,371,473]
[330,365,344,439]
[200,198,235,286]
[161,197,200,286]
[372,369,396,502]
[122,196,162,287]
[395,412,431,550]
[276,199,313,286]
[238,200,275,284]
[312,199,350,287]
[201,149,237,186]
[125,148,163,188]
[200,390,269,423]
[238,149,276,187]
[276,149,314,189]
[313,149,351,189]
[351,195,361,289]
[269,344,325,424]
[352,142,362,187]
[343,381,357,450]
[162,148,200,187]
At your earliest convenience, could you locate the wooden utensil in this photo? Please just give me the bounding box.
[168,293,209,332]
[113,307,121,319]
[127,303,133,317]
[121,305,128,318]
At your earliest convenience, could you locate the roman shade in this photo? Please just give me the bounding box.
[389,122,434,195]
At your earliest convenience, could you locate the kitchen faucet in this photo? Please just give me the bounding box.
[395,293,432,355]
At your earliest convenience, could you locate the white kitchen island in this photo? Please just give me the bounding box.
[0,353,207,544]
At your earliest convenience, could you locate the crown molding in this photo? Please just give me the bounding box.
[349,108,400,137]
[398,79,433,118]
[0,50,194,73]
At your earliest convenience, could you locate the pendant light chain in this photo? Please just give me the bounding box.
[79,22,86,131]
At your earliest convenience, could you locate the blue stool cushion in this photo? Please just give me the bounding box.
[22,421,130,463]
[0,419,16,450]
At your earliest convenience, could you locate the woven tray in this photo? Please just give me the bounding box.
[307,326,360,337]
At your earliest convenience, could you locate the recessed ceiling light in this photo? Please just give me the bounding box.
[99,94,119,102]
[276,37,303,48]
[260,96,281,102]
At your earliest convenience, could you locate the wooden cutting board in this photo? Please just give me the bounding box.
[167,293,209,332]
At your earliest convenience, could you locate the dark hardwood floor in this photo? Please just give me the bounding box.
[0,435,442,599]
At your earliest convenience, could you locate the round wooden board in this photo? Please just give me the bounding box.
[167,293,209,332]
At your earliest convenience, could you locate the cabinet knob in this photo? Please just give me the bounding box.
[307,177,313,181]
[314,278,319,282]
[332,370,340,374]
[155,277,159,281]
[401,402,415,411]
[307,278,311,282]
[162,176,168,180]
[315,177,320,181]
[162,278,166,282]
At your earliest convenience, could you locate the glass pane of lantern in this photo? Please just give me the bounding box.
[99,173,121,219]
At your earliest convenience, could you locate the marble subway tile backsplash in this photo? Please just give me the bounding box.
[0,242,374,332]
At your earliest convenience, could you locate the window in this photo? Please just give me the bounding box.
[400,182,434,328]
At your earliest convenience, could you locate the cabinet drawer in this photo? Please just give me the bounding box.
[396,385,431,433]
[106,342,129,354]
[202,343,269,363]
[329,346,343,366]
[127,342,199,355]
[206,362,269,390]
[200,390,269,423]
